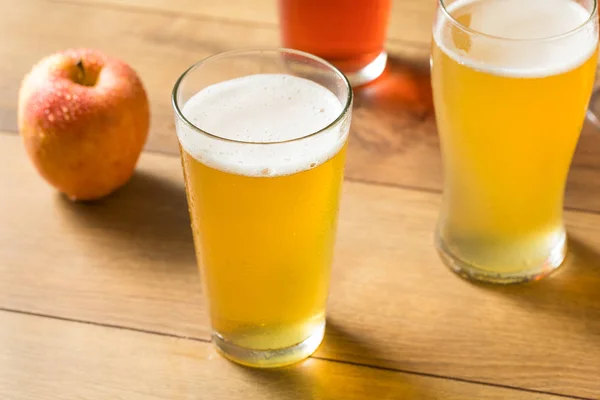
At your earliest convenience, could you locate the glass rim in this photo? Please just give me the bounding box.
[438,0,598,42]
[171,47,353,146]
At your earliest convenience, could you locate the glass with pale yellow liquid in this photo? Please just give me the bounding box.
[432,0,599,283]
[172,49,352,367]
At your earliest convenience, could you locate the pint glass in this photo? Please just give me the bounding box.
[279,0,392,86]
[431,0,598,283]
[172,49,352,367]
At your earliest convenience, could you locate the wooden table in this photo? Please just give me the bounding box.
[2,0,599,399]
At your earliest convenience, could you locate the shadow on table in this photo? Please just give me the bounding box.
[236,350,428,400]
[55,170,196,269]
[320,320,398,369]
[355,54,433,114]
[232,315,429,399]
[481,237,600,334]
[343,53,439,170]
[320,321,432,399]
[236,361,320,400]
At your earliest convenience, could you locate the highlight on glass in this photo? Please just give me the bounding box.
[431,0,598,283]
[172,49,353,367]
[278,0,392,87]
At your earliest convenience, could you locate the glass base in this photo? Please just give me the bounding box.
[212,321,325,368]
[435,231,567,284]
[345,51,388,87]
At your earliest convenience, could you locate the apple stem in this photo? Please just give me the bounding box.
[76,59,85,84]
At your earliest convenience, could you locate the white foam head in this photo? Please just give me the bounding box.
[176,73,350,177]
[433,0,599,77]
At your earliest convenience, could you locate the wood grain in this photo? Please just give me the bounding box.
[1,133,599,398]
[56,0,438,45]
[0,310,569,400]
[0,0,279,138]
[5,0,600,214]
[0,133,208,338]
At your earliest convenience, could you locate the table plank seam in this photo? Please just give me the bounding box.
[133,141,600,218]
[49,0,279,29]
[343,176,442,195]
[344,176,600,218]
[312,355,592,400]
[0,306,211,345]
[46,0,430,48]
[138,143,600,218]
[0,307,590,400]
[3,129,600,219]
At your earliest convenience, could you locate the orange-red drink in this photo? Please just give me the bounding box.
[279,0,391,85]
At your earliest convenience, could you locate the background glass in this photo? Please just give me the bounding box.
[278,0,392,87]
[431,0,599,284]
[172,49,352,367]
[586,10,600,126]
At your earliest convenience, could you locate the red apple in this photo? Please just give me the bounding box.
[18,48,150,201]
